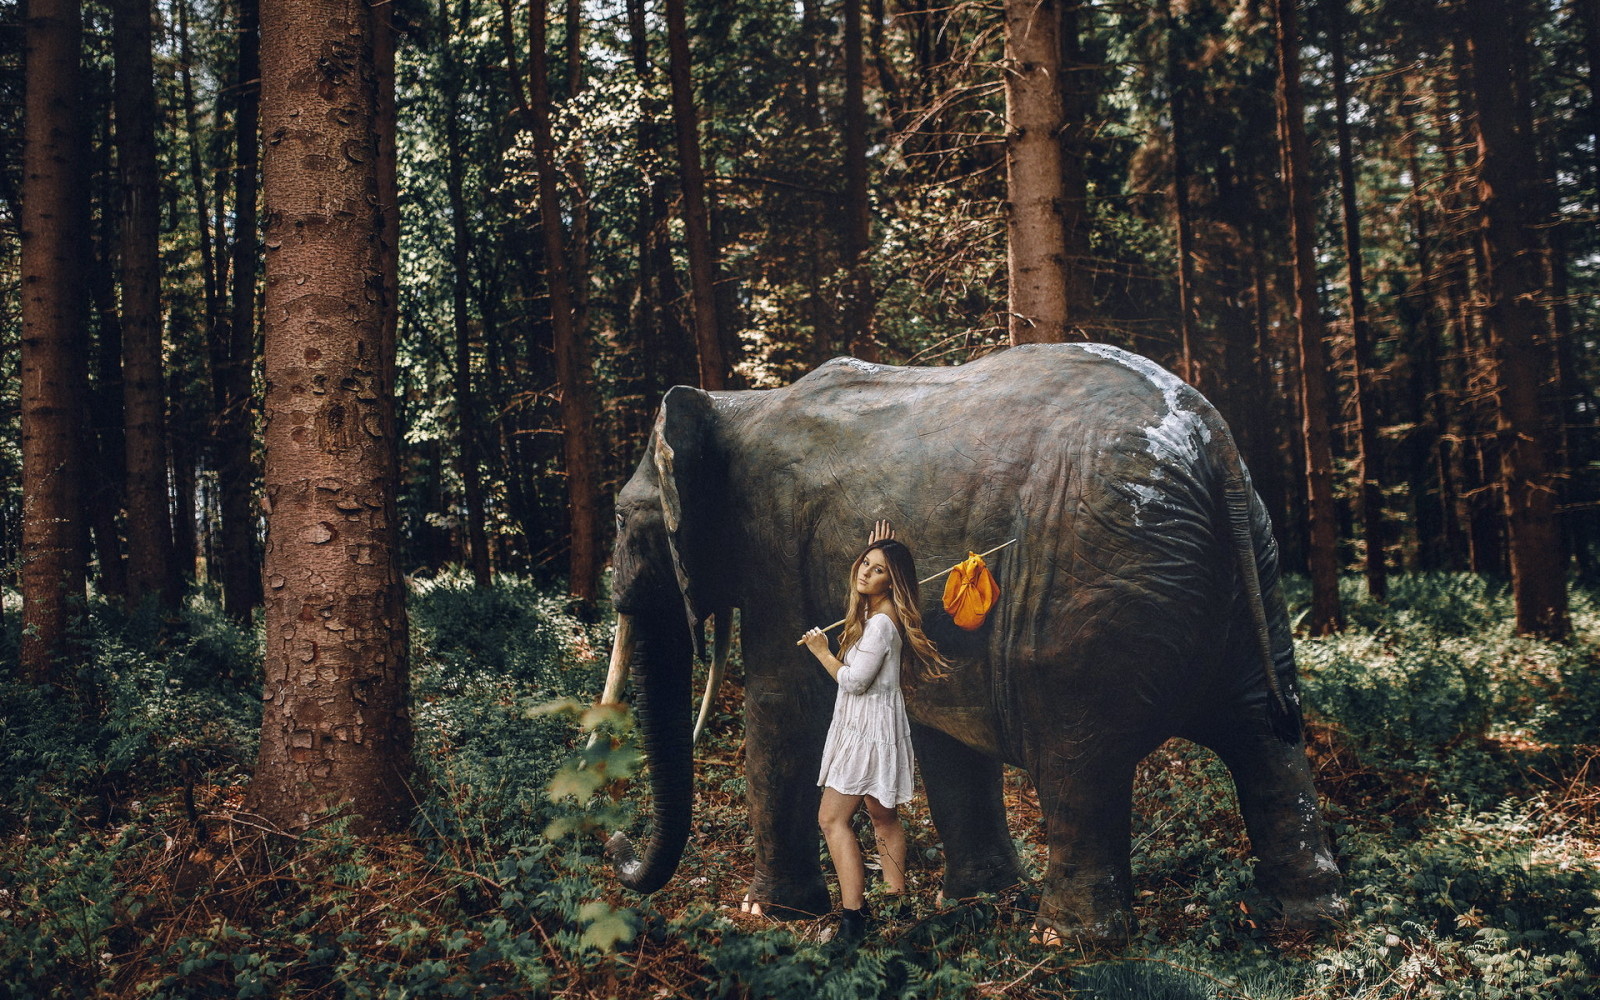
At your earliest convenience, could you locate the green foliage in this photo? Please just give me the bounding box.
[5,576,1600,998]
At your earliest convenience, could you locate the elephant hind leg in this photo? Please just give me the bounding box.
[911,723,1024,900]
[1030,750,1138,944]
[1203,723,1345,929]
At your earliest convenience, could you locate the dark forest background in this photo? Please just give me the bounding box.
[1,0,1594,624]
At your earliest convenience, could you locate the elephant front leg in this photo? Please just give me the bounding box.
[740,671,832,919]
[1032,751,1138,944]
[912,722,1024,899]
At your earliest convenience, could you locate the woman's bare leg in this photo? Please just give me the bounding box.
[864,795,907,894]
[818,787,867,909]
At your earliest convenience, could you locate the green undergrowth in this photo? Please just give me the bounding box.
[0,571,1597,997]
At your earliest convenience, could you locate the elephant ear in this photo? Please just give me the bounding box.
[652,385,724,637]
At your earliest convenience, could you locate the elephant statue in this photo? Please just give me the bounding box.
[600,342,1343,941]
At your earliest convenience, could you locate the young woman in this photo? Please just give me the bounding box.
[801,520,947,942]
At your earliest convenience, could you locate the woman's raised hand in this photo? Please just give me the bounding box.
[868,519,895,545]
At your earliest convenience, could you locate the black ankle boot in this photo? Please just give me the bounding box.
[834,905,871,949]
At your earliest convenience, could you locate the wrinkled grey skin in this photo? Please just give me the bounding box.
[606,343,1343,940]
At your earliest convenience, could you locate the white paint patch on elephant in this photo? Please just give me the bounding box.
[1077,343,1211,466]
[838,357,881,374]
[1314,851,1339,875]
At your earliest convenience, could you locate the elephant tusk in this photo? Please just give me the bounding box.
[796,537,1019,643]
[589,614,636,749]
[693,613,732,745]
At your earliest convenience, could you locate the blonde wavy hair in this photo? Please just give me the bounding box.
[839,540,949,681]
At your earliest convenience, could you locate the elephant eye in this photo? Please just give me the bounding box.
[615,512,625,532]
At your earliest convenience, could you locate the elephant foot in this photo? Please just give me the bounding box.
[1254,855,1345,933]
[1030,908,1136,948]
[1031,881,1136,948]
[1259,888,1346,933]
[740,878,830,921]
[941,858,1025,902]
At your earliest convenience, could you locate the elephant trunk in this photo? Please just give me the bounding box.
[603,615,694,893]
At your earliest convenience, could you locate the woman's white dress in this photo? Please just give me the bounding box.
[817,612,915,807]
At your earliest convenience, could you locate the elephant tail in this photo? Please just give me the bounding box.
[1223,474,1302,744]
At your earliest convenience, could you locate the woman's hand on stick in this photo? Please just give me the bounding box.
[801,627,831,661]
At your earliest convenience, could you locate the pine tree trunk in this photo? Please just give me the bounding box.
[842,0,876,359]
[1004,0,1070,344]
[114,0,175,607]
[169,368,200,584]
[1327,0,1385,600]
[1164,0,1198,382]
[1463,0,1570,638]
[531,0,603,603]
[19,0,90,683]
[87,262,129,602]
[1058,0,1091,340]
[1401,90,1466,570]
[441,0,491,587]
[215,0,262,621]
[1273,0,1343,634]
[663,0,727,387]
[1577,0,1600,199]
[248,0,415,834]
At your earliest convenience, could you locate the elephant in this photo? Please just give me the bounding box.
[600,342,1344,941]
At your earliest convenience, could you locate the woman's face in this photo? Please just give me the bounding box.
[855,549,892,598]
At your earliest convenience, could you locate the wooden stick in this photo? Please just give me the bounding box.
[796,538,1018,644]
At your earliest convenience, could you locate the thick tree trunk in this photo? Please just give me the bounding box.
[20,0,90,682]
[1327,0,1385,600]
[113,0,175,607]
[663,0,727,387]
[1273,0,1343,634]
[248,0,415,834]
[1004,0,1070,344]
[1463,0,1569,638]
[441,0,491,586]
[531,0,604,603]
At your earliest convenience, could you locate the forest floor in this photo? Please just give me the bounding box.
[5,573,1600,998]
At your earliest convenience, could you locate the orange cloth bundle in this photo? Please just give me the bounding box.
[942,552,999,630]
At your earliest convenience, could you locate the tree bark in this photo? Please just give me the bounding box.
[1273,0,1343,634]
[664,0,728,387]
[113,0,175,607]
[842,0,876,360]
[1326,0,1385,600]
[1164,0,1198,382]
[441,0,491,586]
[531,0,604,603]
[1463,0,1569,638]
[248,0,415,834]
[1004,0,1070,344]
[19,0,90,683]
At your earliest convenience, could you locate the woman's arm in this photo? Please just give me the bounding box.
[832,616,893,696]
